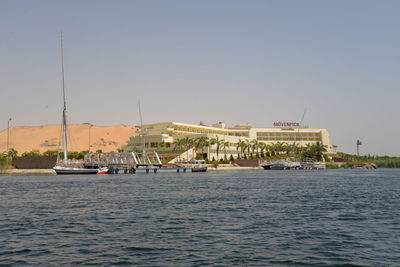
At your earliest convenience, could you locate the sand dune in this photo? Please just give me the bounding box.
[0,123,139,154]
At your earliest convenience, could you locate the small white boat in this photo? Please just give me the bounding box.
[175,160,208,172]
[191,166,208,172]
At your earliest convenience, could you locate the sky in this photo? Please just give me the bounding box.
[1,0,399,156]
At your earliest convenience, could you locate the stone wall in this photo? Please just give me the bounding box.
[12,156,57,169]
[235,159,262,167]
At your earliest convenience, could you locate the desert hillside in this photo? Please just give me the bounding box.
[0,124,139,154]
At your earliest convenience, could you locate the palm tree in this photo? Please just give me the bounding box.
[203,137,212,160]
[208,137,216,160]
[313,142,328,161]
[210,136,224,161]
[301,142,327,161]
[194,136,209,159]
[173,139,183,151]
[158,141,167,150]
[7,148,18,159]
[173,138,185,161]
[296,144,306,155]
[221,140,229,160]
[301,143,314,160]
[282,142,291,155]
[291,143,301,158]
[304,143,313,153]
[264,144,273,157]
[258,142,267,158]
[244,139,251,158]
[274,142,286,156]
[181,137,193,161]
[236,139,247,158]
[250,139,259,158]
[268,143,275,156]
[236,140,241,157]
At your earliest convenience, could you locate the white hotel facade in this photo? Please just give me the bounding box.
[126,121,334,160]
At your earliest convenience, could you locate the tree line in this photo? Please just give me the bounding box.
[0,149,95,162]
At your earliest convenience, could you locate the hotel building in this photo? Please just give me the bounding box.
[126,121,333,160]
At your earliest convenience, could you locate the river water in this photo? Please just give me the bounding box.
[0,169,399,266]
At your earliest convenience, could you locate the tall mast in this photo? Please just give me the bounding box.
[292,108,307,156]
[61,32,68,164]
[138,100,145,160]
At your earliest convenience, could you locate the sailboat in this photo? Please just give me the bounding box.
[53,33,108,175]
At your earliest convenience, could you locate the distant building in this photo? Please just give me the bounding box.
[125,121,333,161]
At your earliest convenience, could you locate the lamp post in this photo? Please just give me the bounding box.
[356,140,362,156]
[6,118,11,152]
[88,124,93,152]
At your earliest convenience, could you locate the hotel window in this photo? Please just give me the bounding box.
[151,143,158,148]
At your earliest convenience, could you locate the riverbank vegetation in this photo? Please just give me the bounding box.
[332,153,400,168]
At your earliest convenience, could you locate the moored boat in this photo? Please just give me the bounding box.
[261,164,272,170]
[262,158,326,170]
[54,166,108,175]
[53,33,108,175]
[176,159,208,172]
[262,159,301,170]
[191,166,208,172]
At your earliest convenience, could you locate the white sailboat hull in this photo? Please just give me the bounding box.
[53,166,108,175]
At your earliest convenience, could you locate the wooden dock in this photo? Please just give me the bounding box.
[83,152,203,173]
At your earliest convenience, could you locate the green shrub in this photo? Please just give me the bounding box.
[343,162,355,168]
[42,150,60,156]
[374,159,400,168]
[326,163,339,169]
[21,150,41,157]
[0,153,9,169]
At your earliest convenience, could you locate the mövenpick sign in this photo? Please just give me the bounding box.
[273,122,300,128]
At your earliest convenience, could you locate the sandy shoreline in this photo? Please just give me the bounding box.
[208,166,263,171]
[1,169,57,175]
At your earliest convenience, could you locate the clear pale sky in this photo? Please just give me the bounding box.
[1,0,399,156]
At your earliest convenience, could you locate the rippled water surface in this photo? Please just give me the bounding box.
[1,169,400,266]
